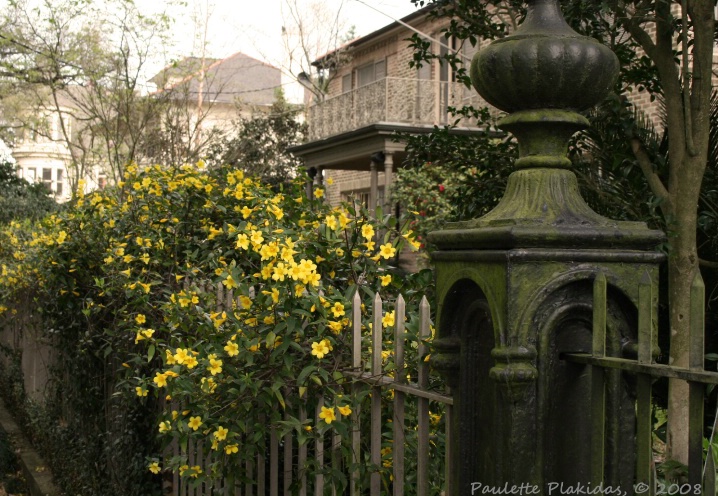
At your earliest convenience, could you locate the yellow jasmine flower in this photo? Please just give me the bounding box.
[331,302,345,318]
[325,215,337,230]
[207,357,223,375]
[314,188,324,198]
[148,462,161,474]
[236,233,249,250]
[337,405,352,416]
[158,421,171,433]
[184,355,198,369]
[318,406,336,424]
[214,426,229,441]
[153,372,168,388]
[380,274,392,286]
[382,310,395,328]
[135,314,146,324]
[311,340,330,359]
[188,416,202,431]
[135,387,148,397]
[224,341,239,357]
[225,444,239,455]
[379,243,396,259]
[361,224,375,240]
[174,348,189,364]
[223,275,238,289]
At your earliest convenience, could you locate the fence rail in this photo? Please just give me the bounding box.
[168,285,452,496]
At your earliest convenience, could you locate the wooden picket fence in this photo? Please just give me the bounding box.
[167,286,453,496]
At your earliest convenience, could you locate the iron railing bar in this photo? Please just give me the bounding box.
[343,371,453,404]
[562,354,718,384]
[591,273,607,484]
[417,296,431,496]
[636,270,654,484]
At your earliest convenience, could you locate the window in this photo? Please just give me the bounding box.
[56,169,64,197]
[356,59,387,87]
[342,73,352,93]
[42,168,52,192]
[26,168,36,181]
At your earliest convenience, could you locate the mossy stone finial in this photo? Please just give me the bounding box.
[471,0,619,116]
[471,0,619,170]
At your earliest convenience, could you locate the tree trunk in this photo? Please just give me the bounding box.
[666,172,701,465]
[662,0,713,467]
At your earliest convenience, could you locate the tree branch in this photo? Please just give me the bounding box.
[699,258,718,270]
[630,137,673,216]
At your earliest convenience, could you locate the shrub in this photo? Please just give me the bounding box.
[0,160,430,494]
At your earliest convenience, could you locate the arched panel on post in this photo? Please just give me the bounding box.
[533,278,638,487]
[436,278,498,489]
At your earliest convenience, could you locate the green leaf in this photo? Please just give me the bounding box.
[297,365,315,386]
[147,344,155,362]
[273,388,285,409]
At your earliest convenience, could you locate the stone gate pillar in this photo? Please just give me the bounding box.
[430,0,665,493]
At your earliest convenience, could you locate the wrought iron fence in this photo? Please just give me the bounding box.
[563,271,718,492]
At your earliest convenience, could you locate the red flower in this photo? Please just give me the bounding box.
[438,184,445,193]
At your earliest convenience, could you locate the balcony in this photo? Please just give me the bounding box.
[307,77,493,141]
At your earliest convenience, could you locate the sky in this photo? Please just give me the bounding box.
[160,0,419,101]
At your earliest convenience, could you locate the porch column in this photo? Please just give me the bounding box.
[306,167,317,200]
[383,152,394,213]
[369,158,379,217]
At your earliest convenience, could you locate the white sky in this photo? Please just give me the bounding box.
[168,0,417,60]
[159,0,418,101]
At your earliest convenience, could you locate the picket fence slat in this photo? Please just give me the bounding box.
[314,397,325,496]
[299,405,307,496]
[370,293,383,496]
[350,290,362,496]
[393,295,406,496]
[270,427,278,496]
[283,409,292,495]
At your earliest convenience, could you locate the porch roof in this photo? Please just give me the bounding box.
[288,122,480,172]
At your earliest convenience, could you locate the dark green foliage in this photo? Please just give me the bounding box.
[210,91,306,187]
[0,160,56,224]
[392,108,515,250]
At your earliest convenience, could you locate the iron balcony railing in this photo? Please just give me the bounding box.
[307,77,493,141]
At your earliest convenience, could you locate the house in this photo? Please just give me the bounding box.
[289,6,494,212]
[11,89,97,202]
[149,52,283,137]
[11,52,282,200]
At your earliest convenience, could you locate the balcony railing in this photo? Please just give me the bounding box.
[307,77,495,141]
